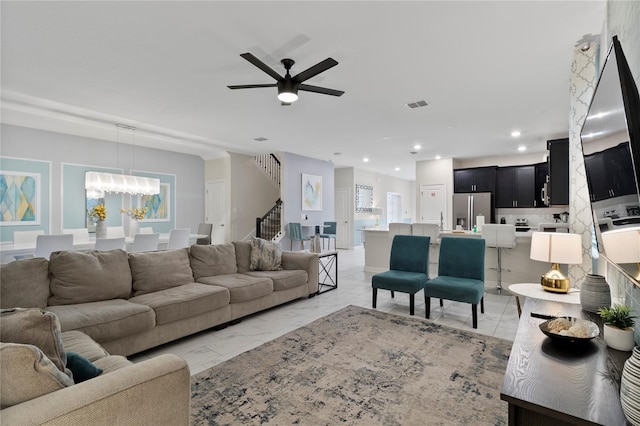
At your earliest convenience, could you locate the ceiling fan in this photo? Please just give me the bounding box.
[228,52,344,105]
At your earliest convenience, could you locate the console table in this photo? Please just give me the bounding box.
[500,298,628,425]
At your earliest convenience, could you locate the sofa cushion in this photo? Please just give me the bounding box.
[197,274,273,303]
[232,240,252,273]
[48,250,132,306]
[61,331,109,362]
[244,269,308,291]
[189,243,238,279]
[129,283,230,325]
[45,300,155,343]
[0,308,68,374]
[0,343,74,409]
[93,355,133,374]
[129,248,194,296]
[249,237,282,271]
[66,351,103,383]
[0,257,50,309]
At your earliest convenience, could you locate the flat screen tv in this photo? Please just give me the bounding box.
[581,36,640,284]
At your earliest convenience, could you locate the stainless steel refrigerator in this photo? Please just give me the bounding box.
[453,193,493,230]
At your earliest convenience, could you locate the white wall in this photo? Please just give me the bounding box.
[415,158,454,228]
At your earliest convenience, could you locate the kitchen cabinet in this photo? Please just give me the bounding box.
[547,138,569,206]
[495,165,535,208]
[584,142,636,202]
[534,162,548,207]
[453,166,496,193]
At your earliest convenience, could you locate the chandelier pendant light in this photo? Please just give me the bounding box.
[84,124,160,197]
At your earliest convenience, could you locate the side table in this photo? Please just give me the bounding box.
[508,283,580,317]
[317,251,338,295]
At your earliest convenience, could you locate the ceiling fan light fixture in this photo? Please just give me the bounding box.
[277,79,298,103]
[277,90,298,103]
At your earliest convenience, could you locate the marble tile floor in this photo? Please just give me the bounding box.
[129,246,521,375]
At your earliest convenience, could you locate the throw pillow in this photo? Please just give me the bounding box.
[249,237,282,271]
[0,308,69,376]
[66,351,103,383]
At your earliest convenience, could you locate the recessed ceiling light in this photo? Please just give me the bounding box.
[511,131,521,137]
[518,146,526,152]
[253,137,269,142]
[363,157,369,162]
[435,155,442,160]
[414,144,422,150]
[395,167,400,171]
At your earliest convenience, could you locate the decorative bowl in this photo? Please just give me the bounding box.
[539,316,600,344]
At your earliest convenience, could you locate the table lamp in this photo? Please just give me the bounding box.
[601,226,640,280]
[529,232,582,293]
[372,207,383,227]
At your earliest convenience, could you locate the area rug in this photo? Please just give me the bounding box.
[191,305,512,425]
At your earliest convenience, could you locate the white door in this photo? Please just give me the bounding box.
[420,184,447,229]
[206,180,227,244]
[335,187,350,249]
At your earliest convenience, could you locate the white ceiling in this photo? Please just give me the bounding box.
[1,1,606,180]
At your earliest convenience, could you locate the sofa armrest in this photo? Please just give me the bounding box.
[281,251,319,295]
[0,354,190,426]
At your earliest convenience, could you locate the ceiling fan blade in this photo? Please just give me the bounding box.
[298,84,344,97]
[240,53,283,81]
[228,84,276,89]
[293,58,339,83]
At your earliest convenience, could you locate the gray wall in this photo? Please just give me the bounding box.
[0,123,204,240]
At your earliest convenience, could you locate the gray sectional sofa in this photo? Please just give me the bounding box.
[0,241,319,423]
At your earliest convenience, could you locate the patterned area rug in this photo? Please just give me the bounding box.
[191,305,511,425]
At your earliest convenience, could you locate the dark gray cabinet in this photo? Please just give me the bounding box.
[534,162,548,207]
[495,165,535,208]
[547,138,569,206]
[584,142,636,202]
[453,167,496,193]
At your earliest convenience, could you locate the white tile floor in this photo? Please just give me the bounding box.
[129,246,521,375]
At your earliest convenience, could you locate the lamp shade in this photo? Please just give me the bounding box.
[530,232,582,264]
[601,226,640,263]
[85,171,160,196]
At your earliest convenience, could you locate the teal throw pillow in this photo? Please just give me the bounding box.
[66,352,103,383]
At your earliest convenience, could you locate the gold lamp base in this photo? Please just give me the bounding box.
[540,263,571,293]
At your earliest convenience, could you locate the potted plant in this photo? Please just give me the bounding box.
[598,305,637,351]
[88,204,108,238]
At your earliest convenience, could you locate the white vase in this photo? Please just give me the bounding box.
[603,324,636,351]
[95,221,107,239]
[621,346,640,425]
[128,219,139,237]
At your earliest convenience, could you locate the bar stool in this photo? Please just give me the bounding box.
[482,224,516,293]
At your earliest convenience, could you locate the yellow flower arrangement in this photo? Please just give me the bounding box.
[88,204,107,222]
[121,207,148,220]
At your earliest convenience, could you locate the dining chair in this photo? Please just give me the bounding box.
[482,224,516,293]
[138,227,154,234]
[106,226,126,238]
[167,228,191,250]
[94,237,126,251]
[196,223,213,245]
[424,237,486,328]
[13,230,45,245]
[35,234,73,260]
[63,228,91,243]
[129,233,160,253]
[288,222,310,251]
[319,221,337,250]
[372,235,431,316]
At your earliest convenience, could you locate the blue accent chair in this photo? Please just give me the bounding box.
[372,235,430,316]
[289,222,310,250]
[319,221,337,250]
[424,237,485,328]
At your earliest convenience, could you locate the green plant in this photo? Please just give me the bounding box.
[598,305,636,329]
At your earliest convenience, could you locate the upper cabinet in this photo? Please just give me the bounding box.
[495,165,536,208]
[584,142,636,202]
[453,166,496,193]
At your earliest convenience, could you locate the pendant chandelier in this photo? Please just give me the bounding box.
[85,124,160,197]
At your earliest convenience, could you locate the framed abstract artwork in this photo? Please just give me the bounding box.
[0,171,41,225]
[302,173,322,211]
[137,182,170,222]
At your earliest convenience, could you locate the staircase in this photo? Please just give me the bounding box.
[254,154,283,241]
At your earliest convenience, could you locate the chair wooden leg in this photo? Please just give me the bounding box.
[372,288,377,309]
[391,291,395,298]
[439,298,444,307]
[472,304,478,329]
[410,293,415,316]
[425,296,431,319]
[481,296,484,314]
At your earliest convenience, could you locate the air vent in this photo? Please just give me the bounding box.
[254,137,268,142]
[406,100,428,109]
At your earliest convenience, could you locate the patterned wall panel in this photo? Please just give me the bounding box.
[568,43,597,287]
